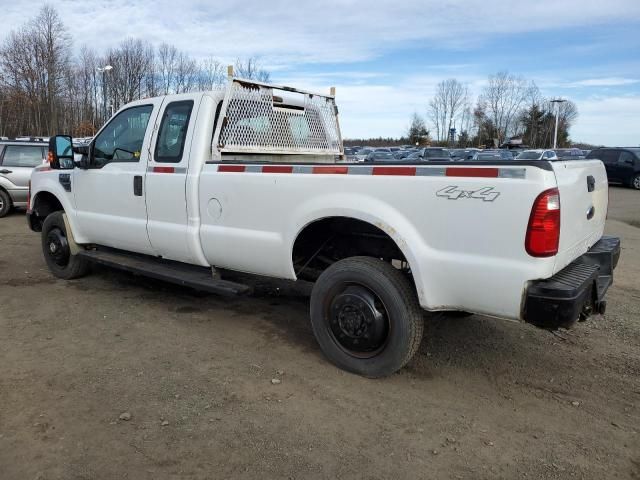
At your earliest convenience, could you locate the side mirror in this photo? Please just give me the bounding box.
[48,135,74,170]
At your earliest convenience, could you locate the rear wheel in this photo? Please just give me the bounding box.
[310,257,424,378]
[0,190,12,218]
[41,212,90,280]
[632,174,640,190]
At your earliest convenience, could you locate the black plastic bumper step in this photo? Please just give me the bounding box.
[523,235,620,329]
[78,248,252,296]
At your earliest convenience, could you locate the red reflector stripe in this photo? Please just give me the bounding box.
[312,166,348,174]
[372,166,417,176]
[446,167,499,178]
[153,166,175,173]
[262,165,293,174]
[218,165,246,172]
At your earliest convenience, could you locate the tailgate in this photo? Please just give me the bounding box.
[552,159,608,273]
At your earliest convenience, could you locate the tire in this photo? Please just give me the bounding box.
[41,211,90,280]
[631,174,640,190]
[310,256,424,378]
[0,189,12,218]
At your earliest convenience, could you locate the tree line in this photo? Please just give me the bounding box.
[406,72,578,148]
[0,6,269,138]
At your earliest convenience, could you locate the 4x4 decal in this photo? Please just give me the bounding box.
[436,186,500,202]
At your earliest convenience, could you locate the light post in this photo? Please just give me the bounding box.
[96,65,113,123]
[551,98,567,149]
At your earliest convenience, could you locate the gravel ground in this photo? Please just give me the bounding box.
[0,186,638,480]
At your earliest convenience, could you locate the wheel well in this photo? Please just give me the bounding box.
[292,217,409,281]
[30,191,63,231]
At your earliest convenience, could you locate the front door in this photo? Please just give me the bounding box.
[73,100,163,255]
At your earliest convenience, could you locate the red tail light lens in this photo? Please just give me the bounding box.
[525,188,560,257]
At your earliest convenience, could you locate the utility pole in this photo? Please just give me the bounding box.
[96,65,113,123]
[550,98,567,149]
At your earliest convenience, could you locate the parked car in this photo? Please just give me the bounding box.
[451,148,480,161]
[29,75,619,377]
[555,148,585,160]
[420,147,451,161]
[365,151,396,162]
[515,149,558,161]
[472,152,503,161]
[354,148,374,162]
[0,140,48,217]
[586,147,640,189]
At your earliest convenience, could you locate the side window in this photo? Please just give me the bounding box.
[154,101,193,163]
[619,151,635,165]
[1,145,44,167]
[93,105,153,167]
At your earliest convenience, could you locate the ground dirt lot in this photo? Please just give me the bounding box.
[1,187,638,480]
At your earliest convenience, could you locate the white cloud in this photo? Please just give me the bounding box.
[1,0,639,64]
[571,78,639,87]
[571,96,640,146]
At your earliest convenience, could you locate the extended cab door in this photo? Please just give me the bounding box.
[73,99,163,254]
[145,94,199,262]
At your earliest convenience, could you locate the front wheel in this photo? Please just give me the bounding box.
[310,257,424,378]
[0,189,12,218]
[41,212,90,280]
[632,174,640,190]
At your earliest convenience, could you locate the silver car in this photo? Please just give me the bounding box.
[0,140,48,217]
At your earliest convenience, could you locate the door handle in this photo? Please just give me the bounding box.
[586,175,595,192]
[133,175,143,196]
[0,169,12,174]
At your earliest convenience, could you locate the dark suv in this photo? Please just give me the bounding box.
[586,148,640,190]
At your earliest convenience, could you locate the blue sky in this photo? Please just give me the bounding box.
[1,0,639,145]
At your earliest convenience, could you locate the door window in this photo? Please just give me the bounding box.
[154,101,194,163]
[1,145,44,167]
[619,151,635,166]
[93,105,153,167]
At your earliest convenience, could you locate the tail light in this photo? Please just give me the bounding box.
[27,180,31,211]
[525,188,560,257]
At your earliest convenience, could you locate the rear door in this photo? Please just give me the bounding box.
[552,159,609,272]
[0,144,46,204]
[617,151,636,185]
[145,94,199,262]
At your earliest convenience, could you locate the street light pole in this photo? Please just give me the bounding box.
[550,98,567,149]
[96,65,113,123]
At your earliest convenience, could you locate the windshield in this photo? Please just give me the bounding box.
[516,151,542,160]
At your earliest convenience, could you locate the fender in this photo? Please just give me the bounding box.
[287,192,436,308]
[30,170,88,244]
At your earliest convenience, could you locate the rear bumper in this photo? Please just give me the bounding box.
[523,236,621,329]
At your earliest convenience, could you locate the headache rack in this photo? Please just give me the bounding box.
[212,77,343,160]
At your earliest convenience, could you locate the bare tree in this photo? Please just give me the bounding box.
[198,57,225,90]
[479,71,534,144]
[427,79,468,142]
[234,57,270,82]
[157,43,178,95]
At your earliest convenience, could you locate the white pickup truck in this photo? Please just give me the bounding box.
[28,76,620,377]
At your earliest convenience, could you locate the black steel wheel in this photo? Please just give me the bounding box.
[310,257,424,378]
[41,211,90,280]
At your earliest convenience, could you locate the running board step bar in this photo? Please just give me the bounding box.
[78,248,252,296]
